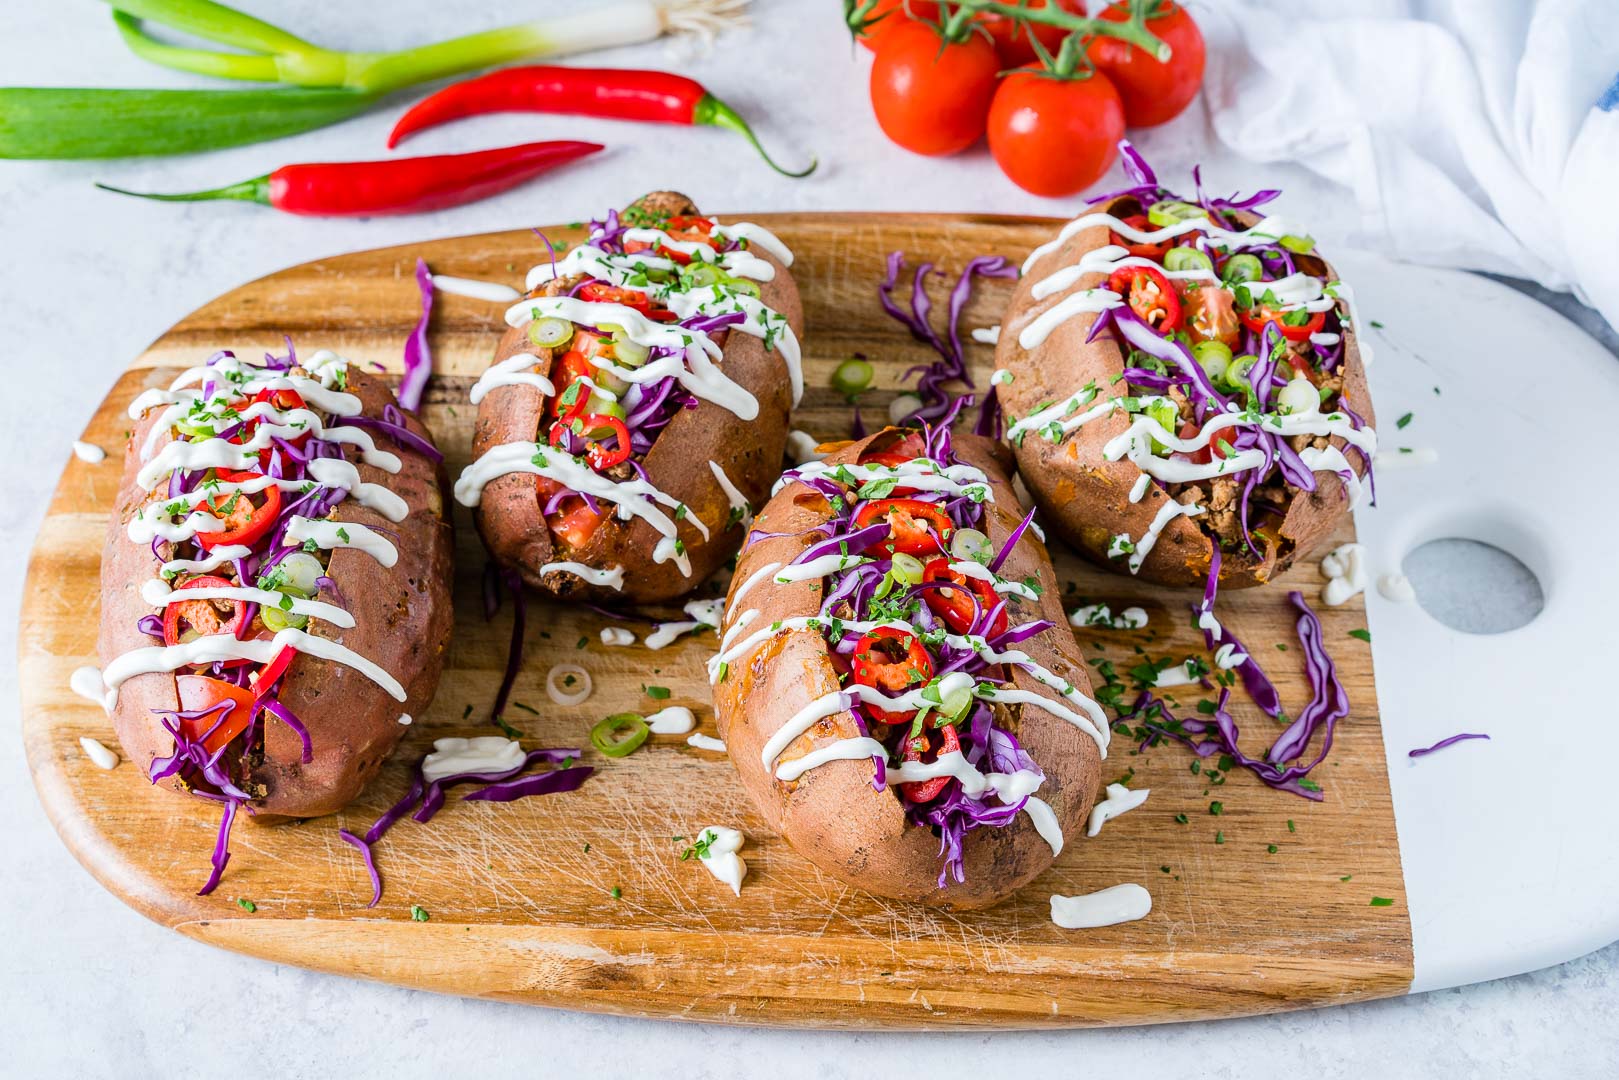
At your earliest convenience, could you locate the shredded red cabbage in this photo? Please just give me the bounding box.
[398,257,433,413]
[337,828,382,907]
[1408,733,1490,758]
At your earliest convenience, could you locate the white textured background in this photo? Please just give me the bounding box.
[2,2,1615,1076]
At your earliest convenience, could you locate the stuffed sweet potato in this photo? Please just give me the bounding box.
[458,190,804,604]
[711,425,1107,909]
[95,346,453,888]
[993,150,1377,590]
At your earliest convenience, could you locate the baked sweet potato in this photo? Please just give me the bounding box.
[97,349,454,825]
[994,185,1376,589]
[462,190,803,604]
[713,426,1105,909]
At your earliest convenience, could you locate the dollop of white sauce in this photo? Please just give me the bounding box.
[78,736,119,770]
[421,736,524,783]
[1152,660,1203,688]
[972,326,1001,345]
[646,706,697,735]
[72,440,106,463]
[1069,604,1149,631]
[398,713,413,725]
[70,665,110,711]
[1086,783,1149,837]
[692,826,747,896]
[599,626,636,647]
[1321,542,1369,606]
[686,733,726,752]
[1050,883,1153,929]
[431,274,521,303]
[785,429,825,464]
[1378,572,1416,603]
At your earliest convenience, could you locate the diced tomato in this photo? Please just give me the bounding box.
[921,558,1006,638]
[623,215,716,265]
[852,498,953,557]
[1178,421,1235,465]
[1183,285,1241,348]
[175,674,258,757]
[899,720,961,804]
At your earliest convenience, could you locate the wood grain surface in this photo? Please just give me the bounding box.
[19,213,1410,1028]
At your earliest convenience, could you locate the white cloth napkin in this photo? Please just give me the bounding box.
[1196,0,1619,330]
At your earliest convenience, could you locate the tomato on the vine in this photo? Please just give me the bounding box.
[986,66,1125,197]
[974,0,1086,66]
[1087,0,1206,128]
[853,0,940,52]
[870,20,1001,157]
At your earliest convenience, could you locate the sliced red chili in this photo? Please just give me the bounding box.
[851,627,935,727]
[195,484,280,551]
[899,719,961,804]
[852,498,952,557]
[1239,304,1326,343]
[1107,264,1182,332]
[576,282,678,321]
[921,558,1006,638]
[251,645,297,699]
[623,214,717,265]
[1109,213,1170,260]
[162,574,248,648]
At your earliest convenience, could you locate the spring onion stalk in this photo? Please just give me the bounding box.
[102,0,753,94]
[0,86,376,159]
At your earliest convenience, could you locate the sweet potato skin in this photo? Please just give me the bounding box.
[471,191,802,604]
[714,429,1101,909]
[98,366,454,821]
[995,196,1375,588]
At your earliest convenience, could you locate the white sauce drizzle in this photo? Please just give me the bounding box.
[102,628,406,706]
[539,561,625,590]
[1128,500,1204,573]
[70,665,110,711]
[469,353,557,405]
[158,545,252,579]
[284,515,399,567]
[785,430,825,464]
[707,459,752,529]
[728,560,783,615]
[1050,883,1153,929]
[140,577,354,629]
[686,732,727,752]
[1086,783,1150,837]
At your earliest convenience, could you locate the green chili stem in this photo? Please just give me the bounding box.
[0,86,375,159]
[95,175,271,205]
[692,94,818,179]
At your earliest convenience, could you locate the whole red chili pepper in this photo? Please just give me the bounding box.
[387,66,816,179]
[93,139,602,216]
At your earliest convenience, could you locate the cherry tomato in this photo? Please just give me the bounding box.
[870,21,1000,157]
[1178,420,1234,465]
[851,627,935,726]
[1110,212,1170,260]
[987,67,1126,197]
[921,558,1006,638]
[975,0,1086,66]
[176,674,258,757]
[1107,264,1183,332]
[535,479,605,550]
[1183,284,1241,348]
[899,719,960,803]
[194,484,280,551]
[162,574,248,649]
[622,215,715,266]
[1239,304,1327,343]
[857,435,928,495]
[853,0,940,52]
[853,497,953,557]
[1087,1,1206,128]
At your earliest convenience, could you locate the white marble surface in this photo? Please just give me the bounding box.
[2,2,1615,1076]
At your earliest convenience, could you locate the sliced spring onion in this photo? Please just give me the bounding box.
[276,552,325,594]
[547,663,592,706]
[891,552,926,585]
[1279,234,1316,254]
[1164,247,1213,273]
[590,712,650,758]
[1192,340,1232,383]
[1221,254,1264,284]
[610,332,650,367]
[1277,377,1320,415]
[1143,398,1181,453]
[528,317,574,350]
[831,357,874,399]
[948,528,992,564]
[261,601,308,632]
[1147,200,1206,228]
[1223,355,1258,393]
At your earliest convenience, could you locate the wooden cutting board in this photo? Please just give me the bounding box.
[18,213,1408,1028]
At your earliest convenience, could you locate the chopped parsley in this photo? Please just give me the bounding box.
[410,905,430,922]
